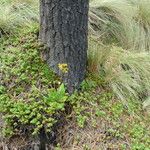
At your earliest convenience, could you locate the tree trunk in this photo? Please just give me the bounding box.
[39,0,89,93]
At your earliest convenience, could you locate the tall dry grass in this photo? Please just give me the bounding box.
[89,0,150,109]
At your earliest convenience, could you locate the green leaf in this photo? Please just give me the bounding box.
[58,84,65,95]
[30,118,38,125]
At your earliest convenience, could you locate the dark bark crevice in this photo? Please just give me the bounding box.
[39,0,89,93]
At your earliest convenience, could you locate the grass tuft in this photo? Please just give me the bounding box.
[0,0,38,36]
[88,0,150,108]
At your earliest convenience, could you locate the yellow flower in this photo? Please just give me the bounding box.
[58,63,69,73]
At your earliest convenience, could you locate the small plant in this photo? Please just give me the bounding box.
[0,84,67,137]
[0,29,68,137]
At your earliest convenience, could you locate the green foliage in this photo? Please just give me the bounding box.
[0,28,68,137]
[0,84,67,137]
[1,0,150,110]
[68,83,150,149]
[125,122,150,150]
[56,70,149,149]
[81,79,97,91]
[69,84,114,128]
[0,1,150,148]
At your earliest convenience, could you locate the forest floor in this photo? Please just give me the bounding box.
[0,27,150,150]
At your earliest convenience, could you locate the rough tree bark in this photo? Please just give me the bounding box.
[39,0,89,93]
